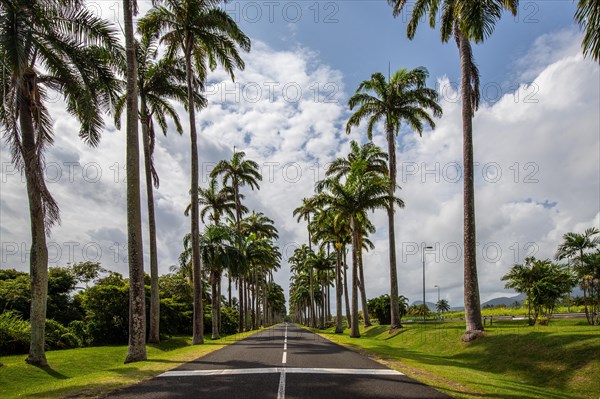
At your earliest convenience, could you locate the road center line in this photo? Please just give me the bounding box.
[281,351,287,364]
[277,370,286,399]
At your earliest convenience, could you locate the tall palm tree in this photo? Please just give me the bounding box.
[0,0,121,365]
[311,208,349,332]
[198,224,243,339]
[575,0,600,62]
[315,164,402,338]
[185,178,241,318]
[115,35,205,344]
[326,141,389,327]
[241,211,279,240]
[293,197,318,327]
[185,178,241,225]
[211,150,261,331]
[388,0,518,339]
[346,68,441,330]
[122,0,146,362]
[139,0,251,345]
[308,249,336,329]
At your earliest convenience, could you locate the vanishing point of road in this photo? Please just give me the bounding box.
[108,324,451,399]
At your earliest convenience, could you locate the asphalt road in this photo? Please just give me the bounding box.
[108,324,451,399]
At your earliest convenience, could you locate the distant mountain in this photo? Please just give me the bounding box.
[481,293,526,308]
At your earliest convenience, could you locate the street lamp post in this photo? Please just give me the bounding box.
[422,245,433,322]
[434,284,440,320]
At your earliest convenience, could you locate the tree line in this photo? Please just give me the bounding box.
[0,261,285,355]
[1,0,598,366]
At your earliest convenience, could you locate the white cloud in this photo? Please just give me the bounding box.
[1,31,598,311]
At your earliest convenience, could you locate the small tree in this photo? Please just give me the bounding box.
[502,257,575,325]
[436,299,450,318]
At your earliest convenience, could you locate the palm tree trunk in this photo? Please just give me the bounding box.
[123,0,147,363]
[185,41,203,345]
[228,275,232,306]
[320,283,325,328]
[20,89,49,367]
[335,247,343,333]
[357,241,371,327]
[350,217,360,338]
[307,222,316,328]
[386,126,401,329]
[217,278,222,332]
[458,32,484,338]
[141,100,160,344]
[211,274,220,339]
[343,248,351,330]
[238,278,244,332]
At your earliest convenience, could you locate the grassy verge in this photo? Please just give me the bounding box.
[310,320,599,399]
[0,331,257,399]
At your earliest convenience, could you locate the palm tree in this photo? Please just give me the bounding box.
[122,0,146,362]
[575,0,600,62]
[139,0,251,345]
[187,177,242,310]
[315,163,402,338]
[242,211,279,240]
[436,299,450,315]
[326,141,389,327]
[211,151,261,331]
[0,0,121,365]
[555,227,600,324]
[346,68,441,330]
[198,224,243,339]
[311,207,349,333]
[293,197,318,327]
[388,0,518,340]
[308,249,336,328]
[185,178,241,225]
[115,35,204,344]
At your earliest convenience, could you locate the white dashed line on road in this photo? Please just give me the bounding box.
[277,369,286,399]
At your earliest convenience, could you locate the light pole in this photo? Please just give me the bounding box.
[422,245,433,322]
[434,285,440,320]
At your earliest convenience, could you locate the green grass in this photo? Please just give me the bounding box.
[311,320,600,399]
[441,305,587,319]
[0,331,256,399]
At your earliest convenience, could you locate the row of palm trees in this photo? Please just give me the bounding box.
[179,151,285,338]
[290,140,405,337]
[1,0,252,365]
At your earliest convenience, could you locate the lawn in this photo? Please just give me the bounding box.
[0,331,256,399]
[312,319,600,399]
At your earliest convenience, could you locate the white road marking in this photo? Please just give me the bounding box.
[159,368,280,377]
[158,368,404,377]
[282,351,287,364]
[284,343,287,350]
[277,370,286,399]
[285,368,403,376]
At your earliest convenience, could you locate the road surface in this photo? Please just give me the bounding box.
[108,324,451,399]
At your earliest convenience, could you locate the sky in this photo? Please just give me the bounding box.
[1,1,599,308]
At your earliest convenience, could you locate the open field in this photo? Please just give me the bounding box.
[312,319,600,399]
[0,332,257,399]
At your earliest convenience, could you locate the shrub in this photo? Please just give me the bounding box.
[0,311,30,355]
[45,319,80,349]
[537,316,550,326]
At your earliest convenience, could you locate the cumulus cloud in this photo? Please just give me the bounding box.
[1,30,598,310]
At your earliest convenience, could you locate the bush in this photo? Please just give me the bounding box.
[220,306,239,336]
[0,311,30,355]
[45,319,81,349]
[537,316,550,326]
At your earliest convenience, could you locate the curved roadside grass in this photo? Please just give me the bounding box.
[0,331,256,399]
[310,319,599,399]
